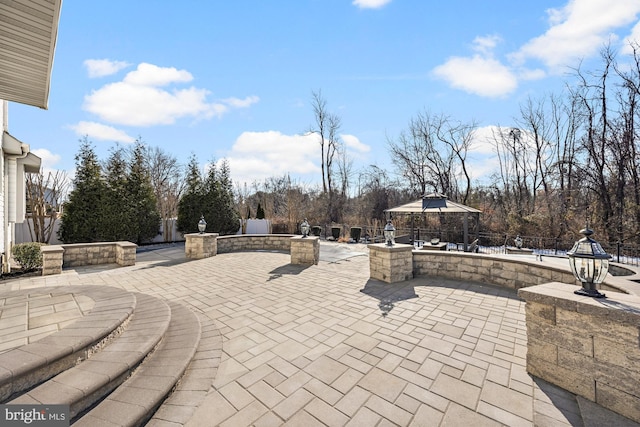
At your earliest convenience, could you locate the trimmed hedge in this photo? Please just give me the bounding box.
[13,242,47,271]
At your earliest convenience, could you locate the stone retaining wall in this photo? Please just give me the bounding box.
[216,234,294,254]
[40,242,137,276]
[413,251,578,290]
[519,283,640,423]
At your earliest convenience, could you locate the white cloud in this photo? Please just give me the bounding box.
[68,121,135,143]
[517,68,546,81]
[515,0,640,71]
[342,134,370,153]
[84,59,130,78]
[226,131,320,185]
[466,126,502,182]
[31,148,61,169]
[82,63,258,127]
[433,55,518,97]
[433,34,518,97]
[472,35,502,55]
[469,126,499,155]
[30,148,69,182]
[352,0,392,9]
[623,20,640,53]
[123,63,193,86]
[222,96,260,108]
[434,0,640,97]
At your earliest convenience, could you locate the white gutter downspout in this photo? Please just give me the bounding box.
[3,143,29,273]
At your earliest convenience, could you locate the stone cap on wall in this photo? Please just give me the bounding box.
[518,281,640,325]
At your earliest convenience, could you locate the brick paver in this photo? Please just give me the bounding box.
[2,243,635,426]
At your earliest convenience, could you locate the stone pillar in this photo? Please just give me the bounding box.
[368,243,414,283]
[41,245,64,276]
[185,233,219,259]
[116,241,137,266]
[290,236,319,265]
[518,282,640,423]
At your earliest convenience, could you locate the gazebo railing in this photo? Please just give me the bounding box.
[316,225,640,267]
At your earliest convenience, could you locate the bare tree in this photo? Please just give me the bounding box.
[143,146,185,242]
[571,47,616,241]
[548,92,581,238]
[309,90,343,222]
[388,110,475,201]
[613,42,640,244]
[435,117,476,204]
[26,170,69,243]
[337,144,354,197]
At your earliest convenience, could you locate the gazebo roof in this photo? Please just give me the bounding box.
[385,193,481,214]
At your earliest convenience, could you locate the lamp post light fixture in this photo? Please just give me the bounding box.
[567,227,610,298]
[514,235,523,249]
[198,215,207,234]
[384,219,396,247]
[300,218,310,238]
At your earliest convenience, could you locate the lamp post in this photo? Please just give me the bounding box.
[514,235,523,249]
[567,227,610,298]
[198,215,207,234]
[384,219,396,247]
[300,218,310,238]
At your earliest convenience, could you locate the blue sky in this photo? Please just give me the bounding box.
[8,0,640,187]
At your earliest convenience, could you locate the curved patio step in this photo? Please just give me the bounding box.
[148,311,223,426]
[9,292,171,420]
[74,300,201,426]
[0,286,136,402]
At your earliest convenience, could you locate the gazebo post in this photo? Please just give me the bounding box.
[411,214,415,245]
[463,213,469,252]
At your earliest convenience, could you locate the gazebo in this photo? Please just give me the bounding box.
[385,193,481,251]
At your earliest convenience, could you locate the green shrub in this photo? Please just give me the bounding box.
[350,227,362,242]
[12,242,46,271]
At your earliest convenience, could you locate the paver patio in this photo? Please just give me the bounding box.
[1,242,638,426]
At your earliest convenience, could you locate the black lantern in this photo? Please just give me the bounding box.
[384,220,396,247]
[514,235,523,249]
[300,218,310,238]
[567,227,610,298]
[198,215,207,234]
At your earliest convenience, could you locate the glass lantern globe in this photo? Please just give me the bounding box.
[300,219,310,238]
[567,227,610,298]
[384,220,396,246]
[198,216,207,234]
[514,235,523,249]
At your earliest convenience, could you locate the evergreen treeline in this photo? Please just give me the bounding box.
[176,154,239,235]
[59,138,239,244]
[59,138,160,244]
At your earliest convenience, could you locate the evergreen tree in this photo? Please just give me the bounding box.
[256,203,265,219]
[127,140,160,244]
[177,156,239,235]
[59,137,106,243]
[177,154,204,233]
[202,159,239,234]
[102,145,131,241]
